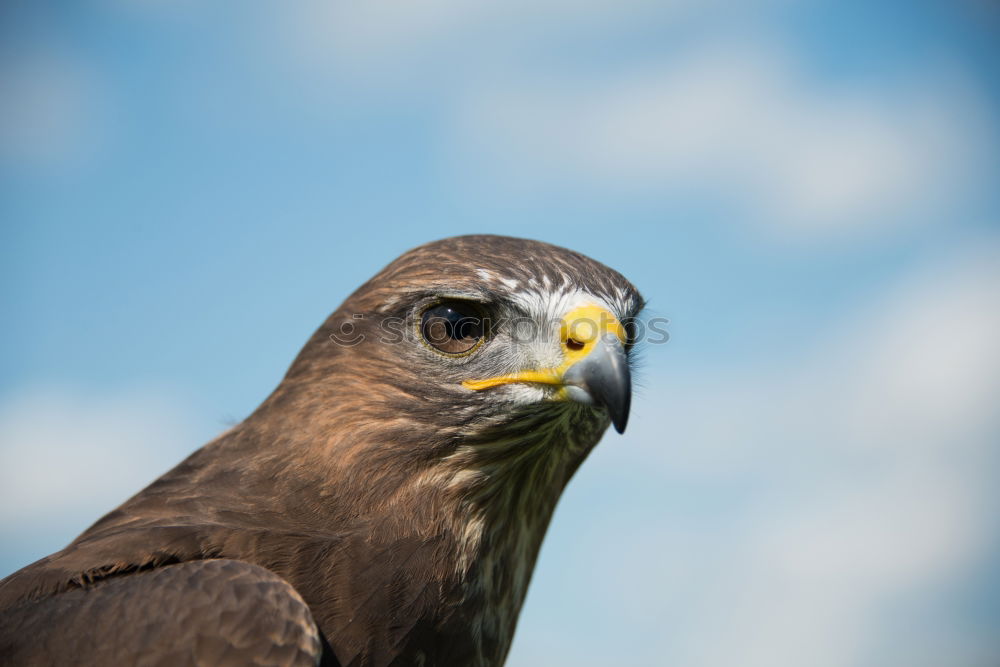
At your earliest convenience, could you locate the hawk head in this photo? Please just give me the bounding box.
[278,234,643,465]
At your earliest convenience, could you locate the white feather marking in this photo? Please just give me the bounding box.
[498,276,520,290]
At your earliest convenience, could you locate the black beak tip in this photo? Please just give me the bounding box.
[609,396,630,434]
[612,417,627,434]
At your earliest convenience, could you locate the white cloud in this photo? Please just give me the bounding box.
[453,43,990,236]
[0,387,211,572]
[0,54,107,168]
[844,250,1000,451]
[94,1,992,241]
[274,0,700,83]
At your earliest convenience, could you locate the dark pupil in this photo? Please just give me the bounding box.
[421,304,485,354]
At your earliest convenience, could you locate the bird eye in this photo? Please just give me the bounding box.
[420,301,487,356]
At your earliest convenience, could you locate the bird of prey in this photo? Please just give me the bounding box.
[0,235,643,666]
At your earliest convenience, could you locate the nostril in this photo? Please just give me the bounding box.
[565,338,585,351]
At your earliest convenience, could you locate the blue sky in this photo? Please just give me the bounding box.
[2,1,999,665]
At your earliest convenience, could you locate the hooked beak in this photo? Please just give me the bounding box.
[561,332,631,433]
[462,304,633,434]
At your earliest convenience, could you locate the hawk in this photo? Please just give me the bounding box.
[0,235,644,666]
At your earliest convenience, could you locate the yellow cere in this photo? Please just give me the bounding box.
[462,304,625,392]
